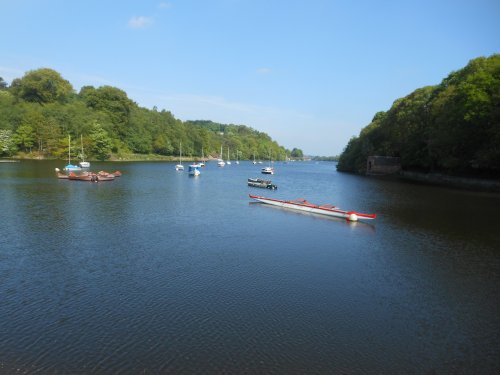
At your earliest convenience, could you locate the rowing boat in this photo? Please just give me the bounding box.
[249,194,376,222]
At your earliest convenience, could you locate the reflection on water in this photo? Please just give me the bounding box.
[249,201,377,235]
[0,160,499,373]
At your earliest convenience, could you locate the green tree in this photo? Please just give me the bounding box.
[290,148,303,158]
[89,122,112,160]
[0,77,7,90]
[10,68,73,104]
[338,54,500,176]
[13,124,36,152]
[0,129,17,156]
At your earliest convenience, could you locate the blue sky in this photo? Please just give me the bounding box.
[1,0,499,155]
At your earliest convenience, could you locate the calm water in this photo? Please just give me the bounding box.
[1,160,499,374]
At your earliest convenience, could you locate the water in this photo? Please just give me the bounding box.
[1,160,499,373]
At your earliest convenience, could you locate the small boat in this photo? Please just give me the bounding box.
[188,164,201,176]
[217,145,225,167]
[249,195,376,222]
[261,166,274,174]
[175,142,184,171]
[199,147,206,167]
[248,178,277,190]
[67,171,115,182]
[79,135,90,168]
[226,147,231,165]
[55,168,69,179]
[63,135,82,171]
[261,150,274,174]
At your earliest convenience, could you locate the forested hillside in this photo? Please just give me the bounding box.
[337,54,500,176]
[0,69,297,161]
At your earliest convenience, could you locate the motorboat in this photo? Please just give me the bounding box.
[247,178,277,190]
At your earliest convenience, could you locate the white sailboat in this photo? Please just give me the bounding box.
[253,152,257,164]
[175,142,184,171]
[64,135,82,171]
[261,150,274,174]
[236,149,239,164]
[217,145,225,167]
[226,147,231,165]
[199,147,205,167]
[79,135,90,168]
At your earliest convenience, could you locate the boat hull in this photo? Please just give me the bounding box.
[249,195,376,221]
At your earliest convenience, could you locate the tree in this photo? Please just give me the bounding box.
[89,121,112,160]
[0,129,17,156]
[13,124,36,153]
[10,68,73,104]
[0,77,7,90]
[290,148,303,158]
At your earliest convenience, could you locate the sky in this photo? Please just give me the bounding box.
[1,0,499,156]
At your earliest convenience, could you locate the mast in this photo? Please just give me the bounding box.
[81,134,84,162]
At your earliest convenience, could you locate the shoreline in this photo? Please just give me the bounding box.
[398,170,500,193]
[3,153,217,163]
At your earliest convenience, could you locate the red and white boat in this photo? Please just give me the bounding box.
[249,194,376,222]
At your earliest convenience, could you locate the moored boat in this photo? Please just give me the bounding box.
[249,195,376,222]
[188,164,201,176]
[56,167,117,182]
[175,142,184,171]
[247,178,277,190]
[63,135,82,171]
[79,135,90,168]
[217,145,225,167]
[261,166,274,174]
[55,168,69,179]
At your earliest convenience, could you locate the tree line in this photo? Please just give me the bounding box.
[337,54,500,177]
[0,69,303,161]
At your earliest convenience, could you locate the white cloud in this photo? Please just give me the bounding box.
[257,67,272,75]
[158,2,172,9]
[128,16,154,29]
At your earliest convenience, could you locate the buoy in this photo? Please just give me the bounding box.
[348,213,358,222]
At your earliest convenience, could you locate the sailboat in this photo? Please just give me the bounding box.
[79,135,90,168]
[226,147,231,165]
[175,142,184,171]
[236,149,239,164]
[217,145,225,167]
[252,152,257,165]
[261,150,274,175]
[199,147,206,167]
[64,135,82,171]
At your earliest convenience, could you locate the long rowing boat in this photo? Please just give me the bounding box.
[249,194,376,222]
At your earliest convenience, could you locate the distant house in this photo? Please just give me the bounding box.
[367,156,401,175]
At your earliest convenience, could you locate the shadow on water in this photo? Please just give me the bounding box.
[249,201,376,235]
